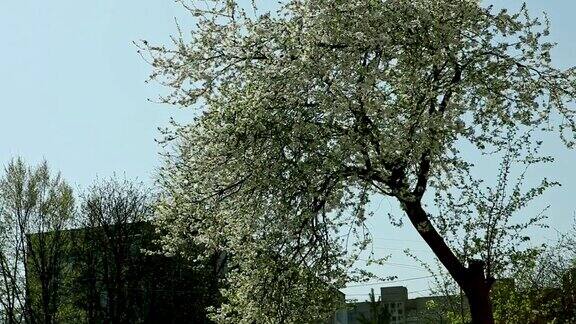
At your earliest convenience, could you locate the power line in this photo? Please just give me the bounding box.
[345,275,434,288]
[355,259,427,271]
[373,237,426,244]
[372,246,430,253]
[408,288,433,295]
[384,262,427,271]
[346,287,433,297]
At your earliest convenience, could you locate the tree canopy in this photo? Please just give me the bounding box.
[0,158,74,324]
[143,1,576,323]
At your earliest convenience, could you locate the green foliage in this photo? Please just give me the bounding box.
[490,278,534,323]
[491,235,576,323]
[0,157,75,324]
[421,236,576,324]
[418,299,468,324]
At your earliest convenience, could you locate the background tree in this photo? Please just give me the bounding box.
[66,176,221,323]
[418,268,469,324]
[421,218,576,323]
[143,0,576,323]
[509,223,576,323]
[0,158,74,324]
[78,177,152,324]
[414,128,555,323]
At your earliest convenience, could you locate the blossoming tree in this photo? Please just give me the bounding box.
[142,1,576,323]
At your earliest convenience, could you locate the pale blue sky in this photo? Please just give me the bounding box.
[1,1,574,299]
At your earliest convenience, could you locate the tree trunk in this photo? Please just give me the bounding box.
[42,278,52,324]
[465,283,494,324]
[401,199,495,324]
[461,260,494,324]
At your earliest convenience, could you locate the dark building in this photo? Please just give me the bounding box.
[26,222,222,323]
